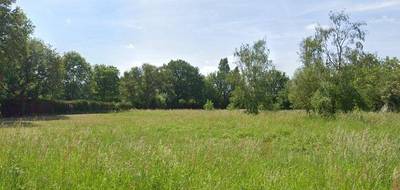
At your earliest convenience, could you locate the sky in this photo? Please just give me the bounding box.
[16,0,400,77]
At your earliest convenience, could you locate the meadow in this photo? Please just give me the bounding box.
[1,110,400,189]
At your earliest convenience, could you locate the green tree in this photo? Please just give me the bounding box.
[289,36,328,112]
[120,67,143,108]
[266,69,290,110]
[28,39,64,100]
[93,65,120,102]
[0,0,34,102]
[232,39,273,114]
[290,11,367,115]
[211,58,233,108]
[350,53,383,111]
[140,64,163,108]
[380,57,400,112]
[316,11,366,70]
[120,64,164,108]
[203,74,218,108]
[62,51,93,100]
[161,60,205,108]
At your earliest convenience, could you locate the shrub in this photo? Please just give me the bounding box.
[203,100,214,110]
[0,99,133,117]
[227,103,236,111]
[311,89,335,117]
[381,79,400,112]
[115,102,133,111]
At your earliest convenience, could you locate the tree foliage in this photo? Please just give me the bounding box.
[1,3,400,117]
[162,60,205,109]
[62,52,92,100]
[93,65,120,102]
[232,39,273,114]
[0,0,34,102]
[291,11,400,116]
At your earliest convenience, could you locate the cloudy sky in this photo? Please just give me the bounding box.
[17,0,400,76]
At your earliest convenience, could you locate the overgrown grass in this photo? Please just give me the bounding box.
[1,110,400,189]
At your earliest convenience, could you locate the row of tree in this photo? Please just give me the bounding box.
[0,0,290,114]
[289,12,400,116]
[1,0,399,116]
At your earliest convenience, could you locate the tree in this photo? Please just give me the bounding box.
[290,11,368,115]
[141,64,164,108]
[120,67,143,108]
[266,69,290,110]
[226,67,242,108]
[120,64,165,109]
[206,58,234,108]
[350,53,383,111]
[213,58,233,108]
[289,64,326,112]
[232,39,273,114]
[380,57,400,112]
[62,51,93,100]
[28,39,64,100]
[203,74,218,108]
[0,0,34,102]
[316,11,366,70]
[161,60,205,108]
[93,65,120,102]
[317,11,366,113]
[289,36,330,112]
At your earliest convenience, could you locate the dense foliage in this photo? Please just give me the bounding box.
[289,11,400,116]
[0,99,130,117]
[0,1,399,116]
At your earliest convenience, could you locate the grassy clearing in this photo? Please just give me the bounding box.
[1,110,400,189]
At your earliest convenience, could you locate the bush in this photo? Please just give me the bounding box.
[227,103,236,110]
[311,89,335,117]
[381,79,400,112]
[0,99,133,117]
[115,102,133,111]
[203,100,214,110]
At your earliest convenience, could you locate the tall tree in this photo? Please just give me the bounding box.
[93,65,120,102]
[161,60,205,108]
[316,11,366,70]
[266,69,290,109]
[120,67,143,108]
[233,39,273,114]
[290,11,367,115]
[289,37,327,112]
[140,64,163,108]
[120,64,164,108]
[62,51,92,100]
[380,57,400,112]
[0,0,34,102]
[212,58,233,108]
[28,39,64,100]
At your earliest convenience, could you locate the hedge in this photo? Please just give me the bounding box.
[0,99,132,117]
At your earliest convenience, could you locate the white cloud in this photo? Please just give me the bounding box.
[65,18,72,24]
[352,0,400,12]
[125,43,135,49]
[305,23,330,31]
[369,15,399,23]
[200,65,217,75]
[306,23,318,31]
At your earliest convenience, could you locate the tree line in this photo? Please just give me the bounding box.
[1,0,399,116]
[289,12,400,116]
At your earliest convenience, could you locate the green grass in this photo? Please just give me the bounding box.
[1,110,400,189]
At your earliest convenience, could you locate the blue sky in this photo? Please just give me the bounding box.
[17,0,400,76]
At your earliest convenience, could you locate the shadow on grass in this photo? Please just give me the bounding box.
[0,115,69,128]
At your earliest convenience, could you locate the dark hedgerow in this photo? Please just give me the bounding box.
[0,99,132,117]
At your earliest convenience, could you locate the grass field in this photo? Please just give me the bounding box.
[1,110,400,189]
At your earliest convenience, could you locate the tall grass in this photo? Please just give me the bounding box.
[1,110,399,189]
